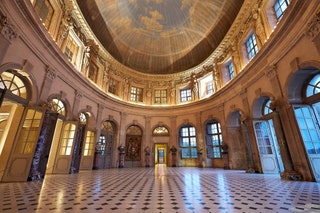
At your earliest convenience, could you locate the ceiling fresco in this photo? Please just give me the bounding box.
[77,0,244,74]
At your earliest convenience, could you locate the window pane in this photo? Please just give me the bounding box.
[191,148,198,158]
[181,148,190,158]
[190,137,197,147]
[206,120,223,159]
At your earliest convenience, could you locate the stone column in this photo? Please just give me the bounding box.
[169,116,177,166]
[240,90,257,173]
[0,15,18,63]
[39,67,56,103]
[72,91,82,119]
[195,112,205,167]
[92,104,104,169]
[144,116,152,166]
[169,146,177,167]
[118,144,125,168]
[118,112,127,166]
[266,66,302,180]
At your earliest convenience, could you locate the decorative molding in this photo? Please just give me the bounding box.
[265,65,278,79]
[86,105,92,111]
[75,90,83,99]
[306,10,320,39]
[0,15,18,41]
[46,67,56,80]
[230,104,236,111]
[218,104,224,112]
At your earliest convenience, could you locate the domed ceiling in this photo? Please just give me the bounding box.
[77,0,244,74]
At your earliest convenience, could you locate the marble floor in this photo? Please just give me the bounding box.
[0,166,320,213]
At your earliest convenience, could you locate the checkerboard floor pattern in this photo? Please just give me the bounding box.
[0,166,319,213]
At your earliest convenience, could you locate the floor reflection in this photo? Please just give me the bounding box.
[0,167,319,213]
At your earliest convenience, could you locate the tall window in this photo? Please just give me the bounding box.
[246,33,259,60]
[180,88,192,102]
[83,131,95,156]
[294,106,320,155]
[206,120,223,158]
[228,61,235,80]
[64,36,79,65]
[98,135,106,154]
[59,123,76,155]
[88,63,98,82]
[130,87,143,102]
[274,0,290,21]
[108,78,119,95]
[154,90,167,104]
[15,109,43,154]
[33,0,54,29]
[179,125,197,158]
[206,82,214,95]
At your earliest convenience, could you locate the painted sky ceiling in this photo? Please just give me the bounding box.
[77,0,244,74]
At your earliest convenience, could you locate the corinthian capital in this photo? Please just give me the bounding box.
[0,15,18,41]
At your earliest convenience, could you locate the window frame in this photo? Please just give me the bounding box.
[154,89,167,104]
[227,61,235,80]
[245,33,259,60]
[179,125,197,159]
[180,88,192,102]
[274,0,290,21]
[63,28,85,71]
[130,86,143,102]
[206,120,223,159]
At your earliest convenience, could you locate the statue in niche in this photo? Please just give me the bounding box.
[144,146,151,167]
[170,145,177,167]
[82,46,90,75]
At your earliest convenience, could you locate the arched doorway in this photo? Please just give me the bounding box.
[28,97,72,180]
[253,97,284,174]
[0,69,39,182]
[125,125,142,167]
[43,97,78,176]
[152,125,170,166]
[94,120,116,169]
[288,69,320,182]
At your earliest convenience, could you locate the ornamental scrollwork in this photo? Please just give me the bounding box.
[0,15,18,41]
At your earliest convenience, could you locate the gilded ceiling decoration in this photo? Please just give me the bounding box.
[77,0,244,74]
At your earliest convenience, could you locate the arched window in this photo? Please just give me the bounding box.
[263,99,273,116]
[306,74,320,98]
[0,70,30,104]
[79,112,87,125]
[49,98,66,116]
[152,126,169,136]
[179,125,197,159]
[206,120,223,159]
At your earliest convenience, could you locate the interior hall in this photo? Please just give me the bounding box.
[0,0,320,212]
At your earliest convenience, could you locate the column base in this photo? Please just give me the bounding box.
[246,167,256,173]
[281,170,303,181]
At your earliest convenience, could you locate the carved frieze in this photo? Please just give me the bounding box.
[46,67,57,80]
[0,15,18,41]
[306,10,320,39]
